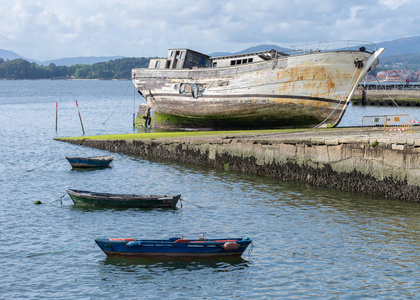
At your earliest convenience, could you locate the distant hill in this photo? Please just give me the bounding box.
[377,36,420,57]
[2,36,420,67]
[377,53,420,71]
[209,44,289,57]
[0,50,125,66]
[208,37,420,58]
[39,56,125,66]
[0,49,24,60]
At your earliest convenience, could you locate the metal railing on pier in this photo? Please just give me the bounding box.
[358,82,420,90]
[360,114,413,136]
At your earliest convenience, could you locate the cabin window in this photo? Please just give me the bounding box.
[171,51,175,57]
[236,59,242,65]
[165,60,171,69]
[155,61,161,68]
[242,59,247,64]
[248,58,253,63]
[230,60,236,66]
[200,57,206,66]
[213,62,218,67]
[180,51,185,59]
[175,51,180,59]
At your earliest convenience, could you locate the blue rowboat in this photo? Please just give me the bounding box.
[67,189,181,208]
[95,236,252,259]
[66,155,114,168]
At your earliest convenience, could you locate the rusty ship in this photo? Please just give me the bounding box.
[132,41,384,129]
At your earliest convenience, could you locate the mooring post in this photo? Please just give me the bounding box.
[55,102,58,133]
[361,87,366,106]
[75,101,85,135]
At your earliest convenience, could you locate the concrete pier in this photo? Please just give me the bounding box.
[352,89,420,106]
[58,127,420,203]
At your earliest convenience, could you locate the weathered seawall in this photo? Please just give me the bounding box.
[59,129,420,203]
[352,89,420,106]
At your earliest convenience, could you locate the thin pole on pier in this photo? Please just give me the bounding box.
[133,85,136,128]
[55,102,58,133]
[75,100,85,135]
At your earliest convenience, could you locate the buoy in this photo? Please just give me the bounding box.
[223,242,240,251]
[34,200,42,205]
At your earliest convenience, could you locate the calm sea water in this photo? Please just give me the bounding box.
[1,80,419,299]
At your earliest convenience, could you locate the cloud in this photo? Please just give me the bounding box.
[379,0,411,10]
[0,0,419,61]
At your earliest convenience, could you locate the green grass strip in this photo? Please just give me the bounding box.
[56,128,305,141]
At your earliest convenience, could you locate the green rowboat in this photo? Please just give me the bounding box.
[66,189,180,208]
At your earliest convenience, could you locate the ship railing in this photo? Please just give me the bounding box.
[289,40,377,56]
[360,114,413,136]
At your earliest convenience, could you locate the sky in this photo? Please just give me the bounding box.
[0,0,419,61]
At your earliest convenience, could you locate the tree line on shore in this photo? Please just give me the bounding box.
[2,53,420,80]
[0,57,150,80]
[377,53,420,72]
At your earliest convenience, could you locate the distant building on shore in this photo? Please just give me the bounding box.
[368,68,420,82]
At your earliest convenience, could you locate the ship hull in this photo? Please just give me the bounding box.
[133,49,383,129]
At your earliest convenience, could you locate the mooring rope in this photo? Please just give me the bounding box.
[246,241,254,256]
[26,159,62,172]
[373,74,420,122]
[102,81,133,125]
[179,199,205,208]
[253,238,298,255]
[244,66,360,138]
[245,65,360,138]
[34,193,67,205]
[312,66,360,129]
[49,193,66,205]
